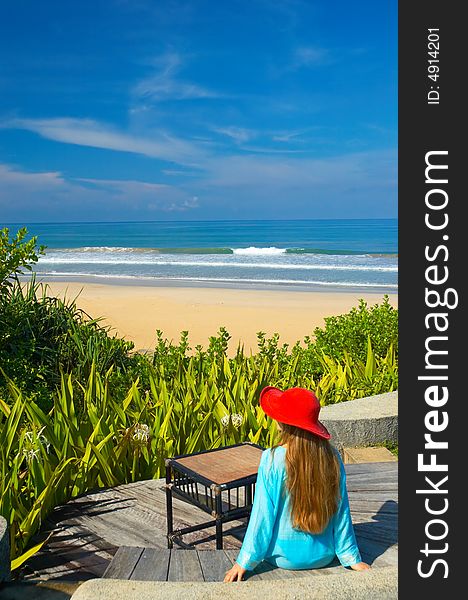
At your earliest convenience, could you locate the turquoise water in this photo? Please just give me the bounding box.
[6,219,398,291]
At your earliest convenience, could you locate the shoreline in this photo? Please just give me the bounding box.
[27,273,397,296]
[35,278,398,355]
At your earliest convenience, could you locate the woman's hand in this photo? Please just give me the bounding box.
[350,561,371,571]
[223,562,247,582]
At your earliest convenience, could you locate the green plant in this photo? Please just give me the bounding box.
[0,227,45,294]
[381,441,398,456]
[0,277,136,410]
[0,364,280,566]
[312,338,398,404]
[311,295,398,362]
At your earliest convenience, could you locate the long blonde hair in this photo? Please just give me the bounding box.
[274,423,341,534]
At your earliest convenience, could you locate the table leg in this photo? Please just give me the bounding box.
[215,518,223,549]
[166,464,174,549]
[215,490,223,549]
[245,484,252,506]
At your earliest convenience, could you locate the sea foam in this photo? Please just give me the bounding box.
[232,246,287,256]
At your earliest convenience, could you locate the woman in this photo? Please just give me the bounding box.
[224,386,370,582]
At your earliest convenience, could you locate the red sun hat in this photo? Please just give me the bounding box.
[259,386,331,440]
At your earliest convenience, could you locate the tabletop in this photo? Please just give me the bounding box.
[169,443,264,485]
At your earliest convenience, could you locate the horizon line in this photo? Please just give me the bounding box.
[3,217,398,226]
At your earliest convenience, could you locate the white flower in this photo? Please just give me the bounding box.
[40,435,51,454]
[23,448,40,461]
[22,426,50,462]
[231,413,243,428]
[220,414,243,429]
[132,423,150,444]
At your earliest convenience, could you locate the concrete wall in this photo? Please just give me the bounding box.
[0,516,10,582]
[321,391,398,448]
[71,567,398,600]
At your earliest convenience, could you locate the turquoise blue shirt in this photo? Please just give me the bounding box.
[236,446,362,570]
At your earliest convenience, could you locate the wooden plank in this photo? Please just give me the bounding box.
[346,469,398,480]
[355,525,398,545]
[167,549,204,582]
[197,549,233,582]
[345,463,398,474]
[351,510,398,521]
[359,540,398,567]
[223,549,238,566]
[103,546,143,579]
[350,499,398,507]
[347,472,397,483]
[349,492,398,502]
[347,481,398,491]
[253,562,319,581]
[356,521,398,537]
[222,550,323,581]
[280,568,325,579]
[350,483,398,491]
[74,512,167,547]
[251,561,283,580]
[130,548,171,581]
[348,500,399,514]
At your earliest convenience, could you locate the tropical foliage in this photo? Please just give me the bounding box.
[0,228,398,568]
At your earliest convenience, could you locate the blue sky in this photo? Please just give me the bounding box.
[0,0,397,222]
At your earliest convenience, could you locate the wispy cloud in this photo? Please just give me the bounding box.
[132,51,221,102]
[271,127,318,143]
[0,163,65,189]
[76,176,199,212]
[0,163,199,219]
[212,126,257,144]
[77,176,170,193]
[238,145,308,154]
[291,46,331,69]
[204,149,397,190]
[270,45,334,78]
[1,117,207,166]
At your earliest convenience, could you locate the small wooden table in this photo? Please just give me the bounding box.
[165,443,263,550]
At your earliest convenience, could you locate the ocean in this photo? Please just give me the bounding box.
[8,219,398,292]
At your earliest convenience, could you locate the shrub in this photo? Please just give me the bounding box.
[310,295,398,361]
[0,277,136,410]
[0,227,45,294]
[0,227,140,409]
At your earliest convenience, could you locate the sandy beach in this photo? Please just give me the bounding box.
[41,280,398,354]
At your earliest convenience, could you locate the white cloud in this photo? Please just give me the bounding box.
[212,126,257,144]
[191,149,396,217]
[0,164,199,220]
[132,51,221,102]
[270,45,334,77]
[0,163,65,191]
[2,117,207,167]
[272,128,313,142]
[77,176,170,193]
[204,149,397,190]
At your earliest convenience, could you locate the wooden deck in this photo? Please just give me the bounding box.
[103,548,347,581]
[21,462,398,583]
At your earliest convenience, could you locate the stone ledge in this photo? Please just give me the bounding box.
[321,391,398,448]
[0,515,10,582]
[70,567,397,600]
